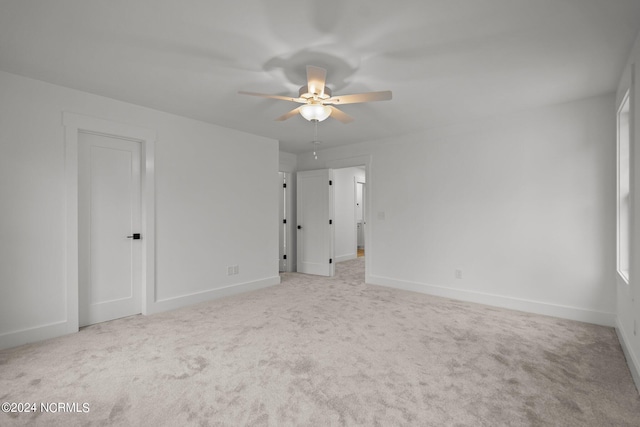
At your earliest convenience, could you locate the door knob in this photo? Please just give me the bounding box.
[127,233,141,240]
[297,225,302,230]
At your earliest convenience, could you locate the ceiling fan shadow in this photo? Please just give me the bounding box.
[263,48,359,92]
[99,29,266,74]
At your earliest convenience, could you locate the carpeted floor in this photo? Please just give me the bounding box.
[1,258,639,426]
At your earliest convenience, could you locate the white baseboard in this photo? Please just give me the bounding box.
[616,318,640,393]
[368,275,616,327]
[0,277,281,351]
[0,320,73,351]
[148,276,281,314]
[335,253,357,263]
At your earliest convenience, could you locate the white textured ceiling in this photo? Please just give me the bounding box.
[1,0,639,153]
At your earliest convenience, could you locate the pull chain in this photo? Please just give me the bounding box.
[313,120,318,160]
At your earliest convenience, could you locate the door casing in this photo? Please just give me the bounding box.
[324,155,372,283]
[63,112,156,334]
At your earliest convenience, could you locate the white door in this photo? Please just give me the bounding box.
[78,132,142,326]
[278,172,287,272]
[296,169,334,276]
[357,181,366,249]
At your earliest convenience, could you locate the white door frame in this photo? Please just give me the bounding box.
[278,171,294,272]
[63,112,156,334]
[325,155,372,283]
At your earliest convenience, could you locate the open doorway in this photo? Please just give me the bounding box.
[333,166,366,278]
[286,154,371,280]
[356,180,365,258]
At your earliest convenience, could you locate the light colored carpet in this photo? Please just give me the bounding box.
[1,258,639,426]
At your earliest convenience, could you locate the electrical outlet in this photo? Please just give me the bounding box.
[233,265,239,275]
[227,266,234,276]
[455,269,463,279]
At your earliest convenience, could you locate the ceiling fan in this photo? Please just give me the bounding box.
[238,65,392,123]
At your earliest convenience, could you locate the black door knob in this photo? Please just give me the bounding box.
[127,233,141,240]
[297,225,302,230]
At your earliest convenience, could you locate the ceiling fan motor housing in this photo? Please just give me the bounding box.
[299,85,332,100]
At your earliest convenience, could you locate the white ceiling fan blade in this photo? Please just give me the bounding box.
[306,65,327,96]
[238,91,305,103]
[328,106,354,124]
[275,107,302,121]
[326,90,392,105]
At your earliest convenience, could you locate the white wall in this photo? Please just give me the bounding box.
[279,151,297,174]
[0,70,280,349]
[616,31,640,391]
[299,94,616,326]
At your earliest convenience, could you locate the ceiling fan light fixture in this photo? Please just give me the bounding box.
[238,65,391,124]
[299,104,331,122]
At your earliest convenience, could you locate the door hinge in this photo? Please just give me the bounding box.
[329,219,332,225]
[283,183,287,188]
[329,180,333,186]
[329,258,333,264]
[283,254,287,260]
[283,219,287,224]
